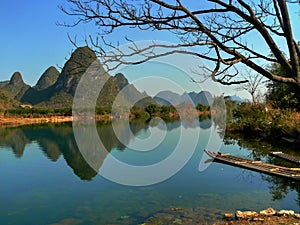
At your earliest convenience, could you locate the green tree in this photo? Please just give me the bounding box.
[266,50,300,109]
[196,104,210,112]
[145,104,161,116]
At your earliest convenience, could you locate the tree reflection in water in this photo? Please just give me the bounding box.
[0,121,148,181]
[224,132,300,207]
[0,117,214,182]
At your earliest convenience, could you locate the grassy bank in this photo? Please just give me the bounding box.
[0,104,211,127]
[226,103,300,141]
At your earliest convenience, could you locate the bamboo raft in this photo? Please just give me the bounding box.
[204,150,300,181]
[269,151,300,165]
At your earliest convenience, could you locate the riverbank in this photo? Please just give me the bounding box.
[139,207,300,225]
[0,114,112,127]
[226,104,300,141]
[214,217,300,225]
[0,107,211,127]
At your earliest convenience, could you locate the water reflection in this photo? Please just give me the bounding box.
[0,121,150,180]
[224,132,300,207]
[2,118,299,205]
[0,118,214,182]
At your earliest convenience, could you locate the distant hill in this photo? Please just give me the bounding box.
[1,46,155,109]
[224,95,245,102]
[21,66,60,104]
[0,72,30,101]
[154,91,184,106]
[154,90,213,106]
[35,66,60,91]
[111,73,155,107]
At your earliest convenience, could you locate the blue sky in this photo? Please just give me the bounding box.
[0,0,76,84]
[0,0,299,99]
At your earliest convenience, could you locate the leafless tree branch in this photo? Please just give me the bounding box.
[60,0,300,87]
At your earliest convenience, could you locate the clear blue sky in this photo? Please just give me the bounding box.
[0,0,76,84]
[0,0,299,99]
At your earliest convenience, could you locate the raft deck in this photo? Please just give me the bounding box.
[204,150,300,181]
[269,151,300,165]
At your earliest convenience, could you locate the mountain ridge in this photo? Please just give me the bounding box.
[0,46,155,109]
[154,90,214,106]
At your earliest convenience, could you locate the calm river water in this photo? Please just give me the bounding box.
[0,120,299,225]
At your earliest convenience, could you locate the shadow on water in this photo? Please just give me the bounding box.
[0,121,149,181]
[224,131,300,207]
[0,117,214,180]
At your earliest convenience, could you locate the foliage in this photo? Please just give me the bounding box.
[196,103,210,112]
[5,108,73,117]
[228,103,300,139]
[0,90,19,110]
[266,60,300,110]
[130,106,150,120]
[95,106,112,115]
[267,81,299,110]
[145,104,161,116]
[160,105,176,116]
[231,103,270,135]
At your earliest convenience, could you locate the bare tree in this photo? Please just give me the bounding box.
[236,70,265,103]
[60,0,300,87]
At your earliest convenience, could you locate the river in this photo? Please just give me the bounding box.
[0,119,299,224]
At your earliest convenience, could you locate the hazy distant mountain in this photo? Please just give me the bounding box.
[225,95,245,102]
[189,91,213,106]
[154,91,183,106]
[154,90,213,106]
[112,73,155,106]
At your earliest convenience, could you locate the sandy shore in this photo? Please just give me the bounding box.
[0,114,113,127]
[0,115,74,127]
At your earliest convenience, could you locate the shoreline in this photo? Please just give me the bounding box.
[0,110,211,128]
[0,114,113,127]
[140,206,300,225]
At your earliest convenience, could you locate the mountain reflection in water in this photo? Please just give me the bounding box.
[0,119,212,181]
